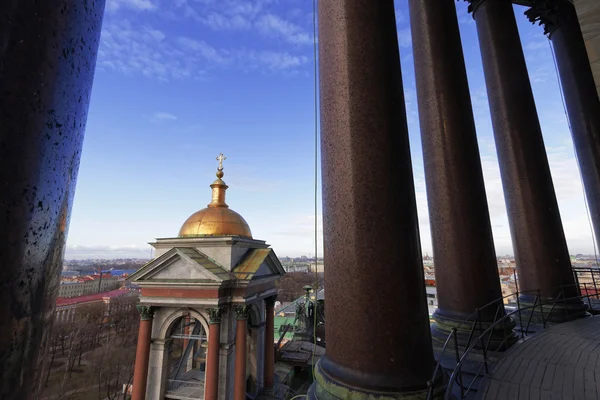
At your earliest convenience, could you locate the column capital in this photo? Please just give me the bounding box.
[234,305,250,320]
[525,0,575,36]
[264,295,277,308]
[206,307,222,324]
[136,305,155,321]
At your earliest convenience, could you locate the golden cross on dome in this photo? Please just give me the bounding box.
[216,153,226,171]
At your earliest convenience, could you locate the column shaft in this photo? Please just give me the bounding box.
[0,2,105,398]
[309,1,437,397]
[132,315,153,400]
[204,322,221,400]
[474,0,584,319]
[549,1,600,254]
[409,0,510,344]
[263,298,275,391]
[234,317,248,400]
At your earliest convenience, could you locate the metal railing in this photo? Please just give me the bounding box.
[165,379,204,400]
[426,268,600,400]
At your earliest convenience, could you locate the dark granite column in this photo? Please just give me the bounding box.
[409,0,514,347]
[0,2,105,399]
[526,0,600,262]
[308,1,440,398]
[473,0,585,321]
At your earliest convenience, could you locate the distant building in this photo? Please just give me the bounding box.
[54,288,134,323]
[308,262,324,273]
[58,274,121,297]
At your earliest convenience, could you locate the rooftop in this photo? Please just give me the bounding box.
[56,288,129,307]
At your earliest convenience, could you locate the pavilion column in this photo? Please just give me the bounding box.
[132,306,155,400]
[526,0,600,256]
[472,0,586,321]
[263,296,276,392]
[234,306,249,400]
[0,2,104,398]
[409,0,514,348]
[205,308,222,400]
[309,1,439,398]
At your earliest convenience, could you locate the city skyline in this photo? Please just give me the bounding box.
[65,0,596,259]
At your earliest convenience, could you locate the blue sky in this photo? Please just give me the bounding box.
[65,0,596,259]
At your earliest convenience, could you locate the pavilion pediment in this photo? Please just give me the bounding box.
[233,248,286,281]
[128,247,233,283]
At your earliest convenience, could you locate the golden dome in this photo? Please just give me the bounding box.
[178,155,253,239]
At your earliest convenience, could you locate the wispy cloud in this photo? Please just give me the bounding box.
[395,9,406,24]
[97,18,309,81]
[256,14,312,45]
[397,28,412,48]
[171,0,312,46]
[240,50,309,72]
[176,37,231,65]
[150,112,178,122]
[106,0,157,12]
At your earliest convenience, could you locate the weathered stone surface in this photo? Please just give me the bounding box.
[310,0,436,397]
[0,1,105,398]
[475,0,584,317]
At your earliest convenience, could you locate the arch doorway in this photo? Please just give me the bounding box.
[165,316,208,399]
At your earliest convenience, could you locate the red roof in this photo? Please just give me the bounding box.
[56,289,128,307]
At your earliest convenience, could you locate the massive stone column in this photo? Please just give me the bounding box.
[205,308,222,400]
[409,0,513,347]
[0,2,105,398]
[132,306,155,400]
[473,0,585,320]
[234,306,249,400]
[263,296,276,391]
[526,0,600,255]
[308,1,439,398]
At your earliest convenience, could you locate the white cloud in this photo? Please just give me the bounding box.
[529,65,552,84]
[397,28,412,48]
[150,112,178,122]
[248,51,309,71]
[202,12,253,30]
[256,14,312,45]
[106,0,157,12]
[395,9,405,24]
[97,17,310,81]
[456,2,475,25]
[176,37,231,64]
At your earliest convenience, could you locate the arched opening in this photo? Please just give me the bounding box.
[165,315,208,399]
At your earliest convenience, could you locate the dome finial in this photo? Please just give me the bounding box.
[178,155,252,238]
[209,154,228,207]
[216,153,226,178]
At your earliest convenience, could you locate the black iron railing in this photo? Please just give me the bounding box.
[426,267,600,400]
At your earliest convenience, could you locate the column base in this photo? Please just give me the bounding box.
[431,310,518,352]
[517,295,588,325]
[307,357,444,400]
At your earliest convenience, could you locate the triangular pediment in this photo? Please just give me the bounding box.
[128,247,233,283]
[233,248,286,281]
